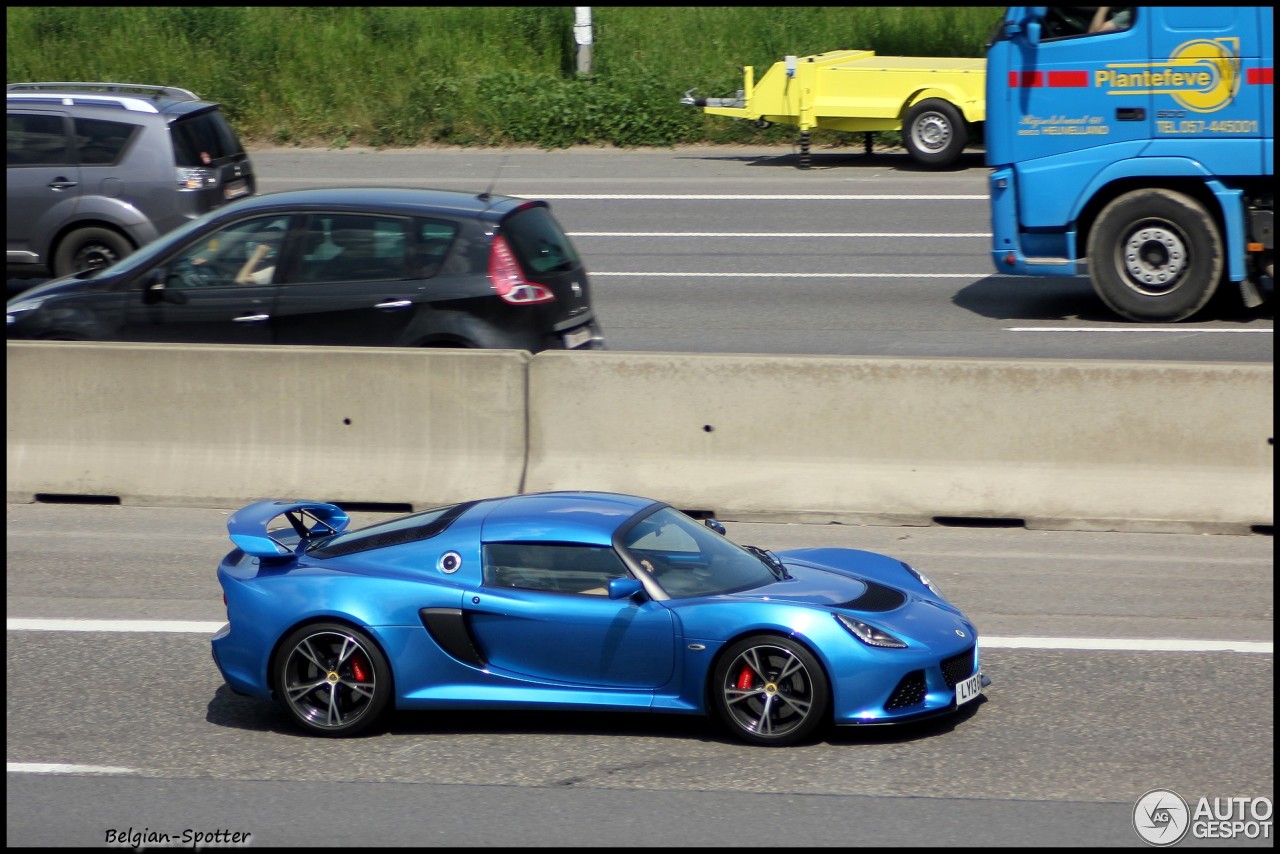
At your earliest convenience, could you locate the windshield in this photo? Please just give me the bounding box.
[621,507,782,599]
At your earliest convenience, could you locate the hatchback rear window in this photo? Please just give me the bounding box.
[171,109,245,166]
[501,205,581,276]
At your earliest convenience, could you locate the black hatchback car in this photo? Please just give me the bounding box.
[6,187,605,351]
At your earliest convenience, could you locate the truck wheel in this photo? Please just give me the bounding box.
[1088,189,1223,322]
[53,227,133,278]
[903,99,968,168]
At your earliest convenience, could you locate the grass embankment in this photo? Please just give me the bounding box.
[6,6,1001,149]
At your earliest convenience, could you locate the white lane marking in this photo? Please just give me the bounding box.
[590,271,1001,278]
[1008,327,1272,334]
[571,232,991,238]
[7,619,1271,654]
[539,194,988,201]
[984,637,1272,654]
[7,618,225,633]
[7,762,135,774]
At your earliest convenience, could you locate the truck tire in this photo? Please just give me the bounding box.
[1088,189,1223,322]
[53,227,133,278]
[903,99,968,168]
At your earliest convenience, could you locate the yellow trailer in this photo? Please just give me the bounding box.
[682,50,986,168]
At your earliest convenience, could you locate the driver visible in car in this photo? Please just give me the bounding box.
[234,223,286,285]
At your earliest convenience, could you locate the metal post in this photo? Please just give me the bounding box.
[574,7,594,77]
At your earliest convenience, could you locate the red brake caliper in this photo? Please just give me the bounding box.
[350,655,368,683]
[735,666,756,691]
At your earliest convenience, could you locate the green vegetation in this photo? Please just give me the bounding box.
[6,6,1002,149]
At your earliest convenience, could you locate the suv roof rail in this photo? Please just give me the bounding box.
[6,82,200,101]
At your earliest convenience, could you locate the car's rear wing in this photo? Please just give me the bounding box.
[227,499,350,558]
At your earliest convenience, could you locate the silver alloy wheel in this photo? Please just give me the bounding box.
[281,630,379,730]
[720,642,817,740]
[1120,223,1188,295]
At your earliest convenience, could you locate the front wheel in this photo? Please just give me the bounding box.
[52,226,133,278]
[1088,189,1223,322]
[902,99,968,168]
[272,622,392,737]
[711,635,829,746]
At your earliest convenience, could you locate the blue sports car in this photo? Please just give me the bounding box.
[212,491,988,746]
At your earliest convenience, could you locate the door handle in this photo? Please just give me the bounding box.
[1116,107,1146,121]
[374,299,413,310]
[47,179,78,190]
[232,314,270,323]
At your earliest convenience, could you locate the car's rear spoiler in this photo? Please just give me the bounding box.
[227,499,350,558]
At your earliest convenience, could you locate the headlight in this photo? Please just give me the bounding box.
[6,299,46,325]
[902,562,947,600]
[836,614,908,648]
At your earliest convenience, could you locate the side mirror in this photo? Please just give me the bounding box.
[1024,6,1046,45]
[704,518,727,536]
[142,270,167,305]
[608,577,644,600]
[1025,19,1041,46]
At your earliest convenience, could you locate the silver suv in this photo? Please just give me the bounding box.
[6,82,255,278]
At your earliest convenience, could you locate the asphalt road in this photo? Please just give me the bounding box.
[248,144,1274,362]
[6,503,1273,847]
[6,146,1274,846]
[9,144,1273,361]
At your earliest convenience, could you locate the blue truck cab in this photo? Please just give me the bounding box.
[985,6,1273,321]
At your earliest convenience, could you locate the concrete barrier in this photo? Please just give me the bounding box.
[6,342,529,508]
[7,343,1273,534]
[525,352,1273,534]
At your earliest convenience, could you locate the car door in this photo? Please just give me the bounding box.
[269,212,428,345]
[465,542,676,689]
[6,111,81,267]
[116,213,287,343]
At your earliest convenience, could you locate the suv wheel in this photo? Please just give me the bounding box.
[53,227,133,277]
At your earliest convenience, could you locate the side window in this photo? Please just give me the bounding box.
[168,215,291,289]
[290,214,410,283]
[73,117,139,166]
[416,217,459,278]
[7,113,71,166]
[1043,6,1133,40]
[483,543,629,596]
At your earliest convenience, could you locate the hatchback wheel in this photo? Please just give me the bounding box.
[272,623,391,736]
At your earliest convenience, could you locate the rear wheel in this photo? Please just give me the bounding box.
[712,635,829,746]
[902,99,968,168]
[272,622,391,737]
[1088,189,1223,321]
[52,226,133,277]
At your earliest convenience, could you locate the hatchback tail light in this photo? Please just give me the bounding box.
[488,235,555,305]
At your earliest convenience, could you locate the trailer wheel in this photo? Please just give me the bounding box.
[903,99,967,168]
[1088,189,1223,322]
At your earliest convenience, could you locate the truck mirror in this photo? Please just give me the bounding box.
[1024,6,1046,45]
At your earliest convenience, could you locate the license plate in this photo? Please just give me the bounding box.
[955,672,983,706]
[562,326,592,349]
[224,180,249,200]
